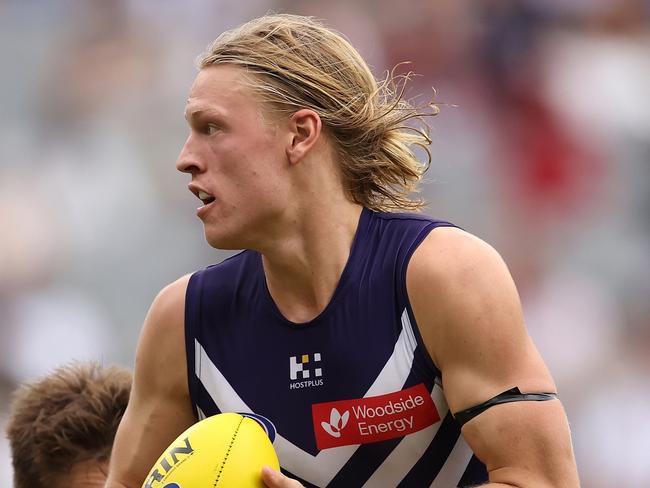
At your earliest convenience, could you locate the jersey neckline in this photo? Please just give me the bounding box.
[254,206,371,328]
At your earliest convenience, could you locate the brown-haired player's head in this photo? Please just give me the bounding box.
[6,362,132,488]
[197,14,437,212]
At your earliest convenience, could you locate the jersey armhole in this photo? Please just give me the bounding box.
[184,270,202,420]
[399,222,458,381]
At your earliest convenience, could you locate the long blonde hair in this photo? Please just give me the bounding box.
[198,14,438,211]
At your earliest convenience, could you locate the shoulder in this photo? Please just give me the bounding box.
[135,274,192,395]
[406,227,523,371]
[147,274,191,331]
[407,226,511,300]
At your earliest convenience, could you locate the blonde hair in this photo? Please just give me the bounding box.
[198,14,438,212]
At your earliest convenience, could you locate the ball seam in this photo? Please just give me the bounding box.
[214,415,244,487]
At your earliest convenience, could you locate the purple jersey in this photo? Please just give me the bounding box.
[185,207,487,487]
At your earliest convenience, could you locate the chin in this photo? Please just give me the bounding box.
[202,214,265,251]
[204,229,245,251]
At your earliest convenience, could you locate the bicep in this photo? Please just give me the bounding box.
[106,276,196,488]
[461,397,576,486]
[407,228,578,486]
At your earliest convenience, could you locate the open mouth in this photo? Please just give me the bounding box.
[197,190,216,205]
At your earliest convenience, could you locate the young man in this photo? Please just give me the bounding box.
[6,362,131,488]
[106,14,579,488]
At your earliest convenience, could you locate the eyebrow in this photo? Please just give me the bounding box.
[183,107,225,122]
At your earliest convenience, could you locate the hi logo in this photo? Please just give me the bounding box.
[289,353,322,380]
[321,408,350,438]
[289,353,324,390]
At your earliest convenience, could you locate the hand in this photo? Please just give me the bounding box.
[261,466,304,487]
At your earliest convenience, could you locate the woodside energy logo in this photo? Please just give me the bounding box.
[311,383,440,449]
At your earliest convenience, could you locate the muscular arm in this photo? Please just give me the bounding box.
[105,275,197,488]
[407,228,579,487]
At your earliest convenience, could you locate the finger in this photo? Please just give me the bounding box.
[261,466,303,487]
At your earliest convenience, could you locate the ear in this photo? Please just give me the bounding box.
[286,109,322,165]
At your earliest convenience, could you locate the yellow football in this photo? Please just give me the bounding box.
[141,412,280,488]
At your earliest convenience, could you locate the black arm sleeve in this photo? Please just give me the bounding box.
[453,387,558,427]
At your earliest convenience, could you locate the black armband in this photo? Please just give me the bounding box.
[453,387,558,426]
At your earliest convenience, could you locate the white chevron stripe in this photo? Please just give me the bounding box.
[402,309,418,355]
[400,311,450,418]
[194,308,448,486]
[429,436,473,488]
[197,405,207,421]
[361,384,448,488]
[364,309,416,398]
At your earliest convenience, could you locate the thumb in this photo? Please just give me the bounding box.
[261,466,303,487]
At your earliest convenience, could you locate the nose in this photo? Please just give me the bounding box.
[176,134,203,174]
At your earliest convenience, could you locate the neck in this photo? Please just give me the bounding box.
[260,201,363,323]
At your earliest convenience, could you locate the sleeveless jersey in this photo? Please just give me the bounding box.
[185,207,488,487]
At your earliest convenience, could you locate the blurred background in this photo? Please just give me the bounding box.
[0,0,648,485]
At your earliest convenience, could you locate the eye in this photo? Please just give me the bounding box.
[203,123,220,135]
